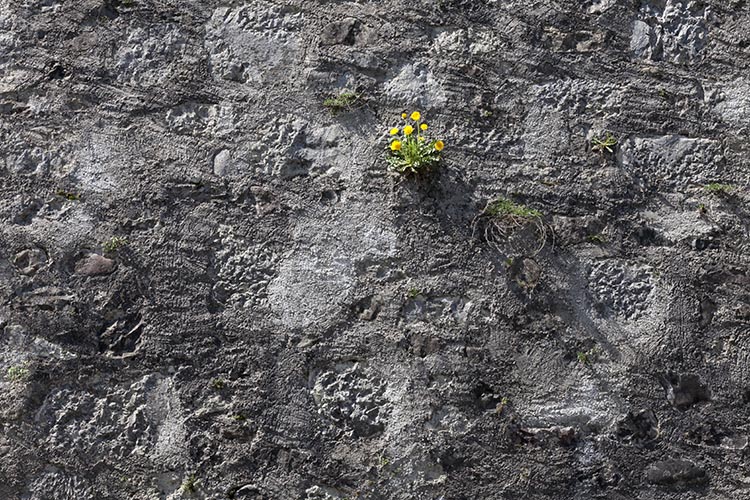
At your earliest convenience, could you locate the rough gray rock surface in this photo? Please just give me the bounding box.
[1,0,750,499]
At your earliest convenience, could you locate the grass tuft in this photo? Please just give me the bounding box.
[323,92,360,114]
[704,183,734,196]
[102,236,128,254]
[6,364,30,382]
[180,475,199,495]
[484,198,542,219]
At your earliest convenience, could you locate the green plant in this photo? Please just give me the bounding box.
[519,467,532,483]
[591,132,617,155]
[586,234,607,244]
[180,475,199,495]
[704,183,734,196]
[6,364,29,382]
[56,190,80,201]
[406,287,421,299]
[577,348,599,365]
[494,396,510,415]
[576,351,590,365]
[698,203,707,215]
[102,236,128,254]
[230,413,246,421]
[386,111,444,175]
[323,92,360,114]
[211,378,225,390]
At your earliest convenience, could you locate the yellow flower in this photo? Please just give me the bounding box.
[410,111,421,121]
[403,125,414,135]
[420,123,428,131]
[401,113,407,119]
[389,128,399,135]
[434,140,444,151]
[390,140,402,151]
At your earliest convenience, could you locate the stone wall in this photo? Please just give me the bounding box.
[1,0,749,498]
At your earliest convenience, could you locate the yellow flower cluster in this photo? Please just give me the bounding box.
[388,111,445,153]
[386,111,445,174]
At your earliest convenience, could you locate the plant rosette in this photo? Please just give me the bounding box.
[386,111,445,175]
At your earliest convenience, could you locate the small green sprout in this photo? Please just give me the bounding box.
[704,183,734,196]
[323,92,361,114]
[180,475,199,495]
[519,467,532,483]
[576,351,590,365]
[406,287,421,299]
[495,397,510,415]
[586,234,607,244]
[230,413,246,421]
[211,378,225,390]
[56,190,80,201]
[102,236,128,254]
[698,203,707,215]
[591,132,617,154]
[577,348,599,365]
[6,364,30,382]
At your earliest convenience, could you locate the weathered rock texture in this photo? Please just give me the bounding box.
[1,0,750,499]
